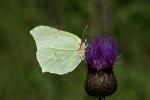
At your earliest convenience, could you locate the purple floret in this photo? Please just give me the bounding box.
[86,35,118,70]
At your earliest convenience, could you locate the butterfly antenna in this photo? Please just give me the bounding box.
[82,25,88,43]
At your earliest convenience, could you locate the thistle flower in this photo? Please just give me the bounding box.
[85,35,118,99]
[86,35,117,70]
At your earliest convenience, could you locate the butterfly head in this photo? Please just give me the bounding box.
[77,40,88,60]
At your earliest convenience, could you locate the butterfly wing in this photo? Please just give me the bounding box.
[30,26,82,75]
[30,26,81,50]
[36,48,81,75]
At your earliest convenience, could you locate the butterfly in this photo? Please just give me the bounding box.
[30,26,87,75]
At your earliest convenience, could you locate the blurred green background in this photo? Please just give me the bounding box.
[0,0,150,100]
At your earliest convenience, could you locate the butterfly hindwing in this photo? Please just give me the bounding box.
[36,48,81,75]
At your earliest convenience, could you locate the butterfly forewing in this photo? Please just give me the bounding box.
[30,26,81,50]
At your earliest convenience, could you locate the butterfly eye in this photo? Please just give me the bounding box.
[55,36,58,38]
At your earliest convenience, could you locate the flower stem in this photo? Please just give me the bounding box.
[99,97,105,100]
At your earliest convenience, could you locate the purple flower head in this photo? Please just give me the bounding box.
[86,35,118,70]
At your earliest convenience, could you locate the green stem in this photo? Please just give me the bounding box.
[99,97,105,100]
